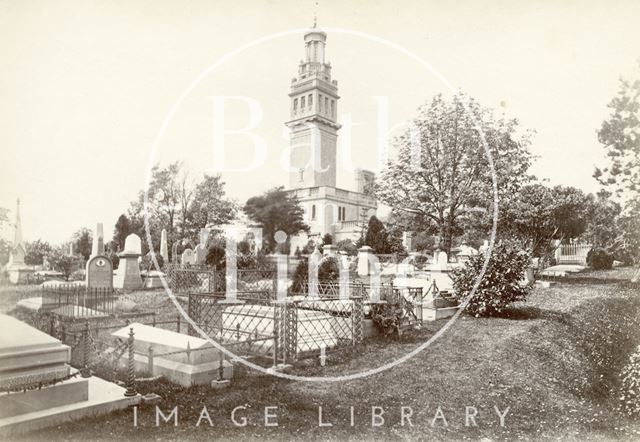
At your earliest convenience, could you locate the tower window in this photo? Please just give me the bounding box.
[311,204,316,220]
[308,94,312,109]
[293,98,298,112]
[325,97,329,114]
[319,94,323,112]
[301,96,306,109]
[331,100,335,117]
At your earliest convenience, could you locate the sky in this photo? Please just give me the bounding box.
[1,0,639,244]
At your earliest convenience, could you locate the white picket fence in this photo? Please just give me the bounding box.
[555,242,591,265]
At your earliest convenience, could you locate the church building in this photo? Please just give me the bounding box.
[286,23,377,251]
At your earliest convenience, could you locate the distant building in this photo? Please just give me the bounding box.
[286,23,377,251]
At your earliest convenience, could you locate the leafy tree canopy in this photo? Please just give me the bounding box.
[376,92,533,255]
[243,186,308,252]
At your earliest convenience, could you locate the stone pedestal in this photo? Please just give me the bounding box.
[357,246,374,277]
[114,234,143,290]
[113,253,142,290]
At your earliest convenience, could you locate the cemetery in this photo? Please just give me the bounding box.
[1,8,640,441]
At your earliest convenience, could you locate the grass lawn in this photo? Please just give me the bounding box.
[6,267,640,441]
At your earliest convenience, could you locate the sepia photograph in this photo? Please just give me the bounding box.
[1,0,639,440]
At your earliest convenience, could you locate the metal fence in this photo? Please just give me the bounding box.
[40,285,116,318]
[556,242,591,265]
[166,265,277,298]
[187,291,364,362]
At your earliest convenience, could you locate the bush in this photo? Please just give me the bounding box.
[370,303,407,338]
[451,243,531,317]
[586,248,615,270]
[290,256,340,293]
[409,253,430,270]
[206,244,225,269]
[140,253,163,271]
[69,269,85,281]
[336,239,358,256]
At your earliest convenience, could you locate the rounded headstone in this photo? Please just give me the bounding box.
[123,234,142,255]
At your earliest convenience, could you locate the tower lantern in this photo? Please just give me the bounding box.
[286,22,340,189]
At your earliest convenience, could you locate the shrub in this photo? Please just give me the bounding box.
[336,239,358,256]
[322,233,333,245]
[451,243,531,317]
[108,251,120,270]
[290,256,340,293]
[586,247,614,270]
[140,253,163,271]
[409,253,430,270]
[206,244,225,269]
[370,303,406,338]
[69,269,85,281]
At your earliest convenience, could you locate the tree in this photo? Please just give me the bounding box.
[48,248,74,280]
[0,207,8,228]
[243,187,309,252]
[0,238,10,266]
[594,64,640,279]
[499,184,591,257]
[127,161,185,253]
[72,228,93,260]
[363,216,395,254]
[24,240,54,266]
[376,93,533,256]
[594,63,640,201]
[126,164,237,253]
[187,174,237,236]
[583,191,622,249]
[113,214,134,251]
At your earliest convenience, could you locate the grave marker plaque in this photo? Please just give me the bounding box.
[86,255,113,289]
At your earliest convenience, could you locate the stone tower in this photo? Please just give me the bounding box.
[286,22,341,189]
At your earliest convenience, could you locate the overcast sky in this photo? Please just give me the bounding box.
[1,0,639,244]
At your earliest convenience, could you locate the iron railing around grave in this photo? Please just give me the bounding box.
[165,265,217,295]
[187,291,365,363]
[166,265,277,298]
[40,285,116,318]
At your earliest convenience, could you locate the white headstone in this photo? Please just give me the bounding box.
[91,223,104,257]
[123,234,142,255]
[181,248,195,265]
[194,244,207,264]
[171,242,178,263]
[160,229,169,263]
[199,228,209,246]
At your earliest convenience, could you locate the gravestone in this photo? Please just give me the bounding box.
[160,228,169,263]
[181,248,195,266]
[194,244,206,265]
[6,199,34,284]
[91,223,104,257]
[199,228,209,246]
[171,242,178,263]
[114,234,143,290]
[402,231,415,252]
[86,255,113,289]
